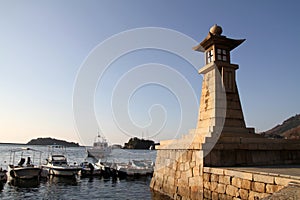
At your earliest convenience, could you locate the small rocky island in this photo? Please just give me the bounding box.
[123,137,155,149]
[27,137,80,147]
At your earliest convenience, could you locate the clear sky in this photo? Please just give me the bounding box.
[0,0,299,145]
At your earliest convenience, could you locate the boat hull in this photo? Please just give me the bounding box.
[114,160,154,177]
[0,170,7,182]
[79,168,102,177]
[87,148,111,158]
[79,162,103,177]
[43,166,81,177]
[8,166,41,179]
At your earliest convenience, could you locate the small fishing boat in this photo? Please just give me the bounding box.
[7,147,43,179]
[87,132,111,159]
[42,145,81,177]
[94,160,113,178]
[79,161,102,177]
[112,160,154,178]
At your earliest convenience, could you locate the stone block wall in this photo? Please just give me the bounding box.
[203,167,300,200]
[204,139,300,167]
[150,149,204,200]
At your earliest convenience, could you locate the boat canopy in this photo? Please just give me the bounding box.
[9,147,43,153]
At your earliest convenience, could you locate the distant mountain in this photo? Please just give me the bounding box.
[27,137,80,147]
[260,114,300,139]
[123,137,155,149]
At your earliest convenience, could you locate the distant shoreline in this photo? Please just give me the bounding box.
[0,142,26,145]
[0,143,84,146]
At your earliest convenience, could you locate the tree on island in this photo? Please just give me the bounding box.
[123,137,155,149]
[27,137,80,147]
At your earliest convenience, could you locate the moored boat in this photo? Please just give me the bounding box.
[112,159,154,178]
[94,160,113,178]
[7,147,43,180]
[79,161,102,177]
[87,132,111,159]
[42,145,81,177]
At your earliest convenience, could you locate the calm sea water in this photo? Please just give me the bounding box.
[0,144,169,200]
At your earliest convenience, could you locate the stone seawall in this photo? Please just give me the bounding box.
[150,149,204,200]
[150,149,300,200]
[203,167,300,200]
[204,138,300,167]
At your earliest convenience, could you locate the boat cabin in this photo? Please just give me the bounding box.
[48,155,68,166]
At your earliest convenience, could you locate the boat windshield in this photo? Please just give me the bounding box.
[52,155,67,161]
[52,161,67,166]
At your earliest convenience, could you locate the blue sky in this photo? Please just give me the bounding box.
[0,1,299,145]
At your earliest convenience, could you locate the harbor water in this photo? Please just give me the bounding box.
[0,144,168,200]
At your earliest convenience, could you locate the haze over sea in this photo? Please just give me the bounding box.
[0,144,167,200]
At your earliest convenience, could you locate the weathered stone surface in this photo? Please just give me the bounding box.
[190,186,202,200]
[224,170,253,180]
[210,182,218,192]
[177,186,190,198]
[203,173,210,182]
[189,176,202,187]
[274,177,295,186]
[206,167,224,175]
[239,188,249,200]
[172,161,177,170]
[277,185,285,191]
[226,185,239,197]
[177,177,189,187]
[219,175,231,185]
[261,185,300,200]
[176,170,181,179]
[167,176,175,186]
[219,193,234,200]
[232,177,242,188]
[192,166,200,176]
[150,177,155,188]
[265,184,281,194]
[252,182,265,193]
[253,174,274,184]
[204,188,212,199]
[184,162,190,170]
[168,169,176,178]
[217,183,226,194]
[249,191,269,200]
[190,161,196,168]
[179,163,185,171]
[185,168,194,178]
[211,174,219,182]
[163,183,176,195]
[203,167,210,173]
[187,151,193,161]
[241,179,251,190]
[204,181,210,189]
[212,191,219,200]
[153,177,163,191]
[192,151,202,166]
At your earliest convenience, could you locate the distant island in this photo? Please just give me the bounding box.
[259,114,300,139]
[123,137,155,149]
[27,137,80,147]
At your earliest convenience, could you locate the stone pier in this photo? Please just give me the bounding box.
[150,149,204,199]
[150,25,300,200]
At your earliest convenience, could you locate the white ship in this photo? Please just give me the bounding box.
[87,133,111,159]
